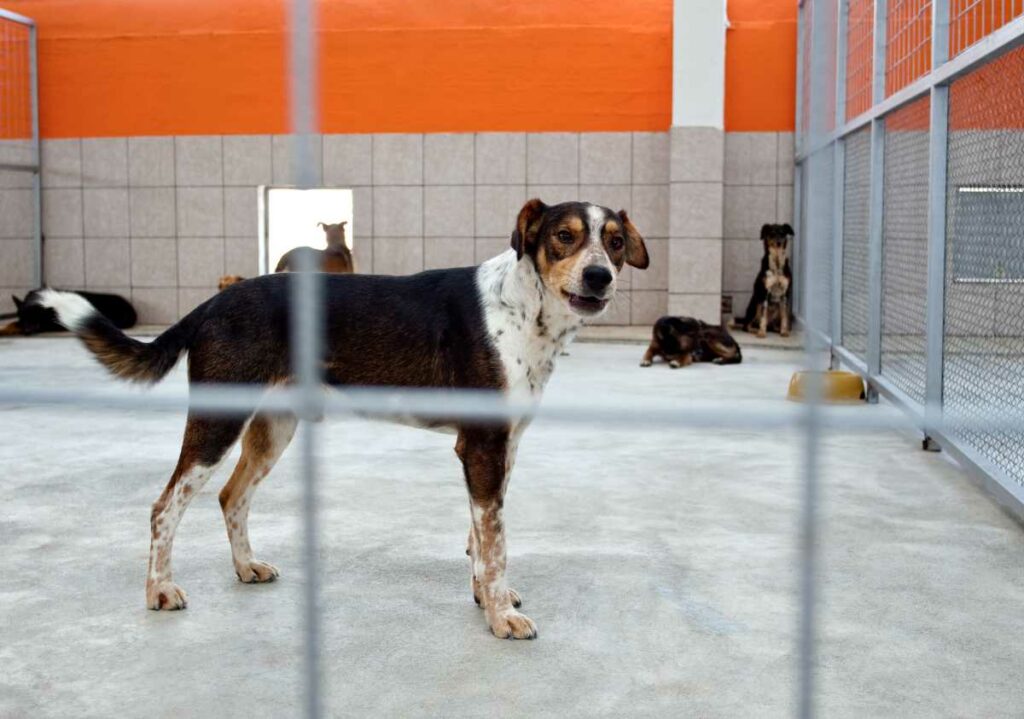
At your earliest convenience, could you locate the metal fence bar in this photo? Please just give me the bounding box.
[831,139,847,366]
[285,0,324,716]
[874,0,890,104]
[798,12,1024,160]
[865,118,886,400]
[924,0,950,448]
[29,20,40,287]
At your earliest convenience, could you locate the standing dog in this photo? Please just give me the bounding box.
[37,199,648,640]
[275,221,354,274]
[640,316,742,368]
[733,223,793,337]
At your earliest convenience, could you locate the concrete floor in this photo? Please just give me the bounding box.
[1,336,1023,718]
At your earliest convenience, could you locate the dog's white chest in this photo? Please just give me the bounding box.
[476,251,579,398]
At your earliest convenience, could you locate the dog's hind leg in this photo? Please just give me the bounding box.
[147,413,247,610]
[457,427,534,639]
[219,414,297,584]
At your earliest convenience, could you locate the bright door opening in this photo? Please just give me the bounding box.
[262,188,354,274]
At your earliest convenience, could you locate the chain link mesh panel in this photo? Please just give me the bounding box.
[841,128,872,359]
[950,0,1024,57]
[945,44,1024,487]
[846,0,875,120]
[886,0,933,95]
[880,96,930,404]
[0,18,33,165]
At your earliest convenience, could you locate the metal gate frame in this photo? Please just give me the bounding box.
[795,0,1024,519]
[0,7,40,288]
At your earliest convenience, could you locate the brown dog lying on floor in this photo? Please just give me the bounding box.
[275,221,354,273]
[640,316,742,368]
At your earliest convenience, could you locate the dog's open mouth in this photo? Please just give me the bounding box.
[563,291,609,314]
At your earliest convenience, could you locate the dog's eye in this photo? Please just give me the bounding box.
[610,236,625,251]
[557,230,573,244]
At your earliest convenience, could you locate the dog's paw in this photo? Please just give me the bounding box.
[147,581,188,610]
[668,360,682,369]
[488,608,537,640]
[639,360,652,367]
[780,330,791,337]
[756,330,767,338]
[236,560,279,583]
[712,358,724,365]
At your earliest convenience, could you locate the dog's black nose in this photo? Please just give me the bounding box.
[582,265,613,294]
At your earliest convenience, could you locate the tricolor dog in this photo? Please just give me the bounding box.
[39,199,648,640]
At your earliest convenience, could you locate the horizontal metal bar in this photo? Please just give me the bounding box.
[926,424,1024,526]
[831,343,869,375]
[797,13,1024,161]
[0,382,1020,434]
[0,7,34,26]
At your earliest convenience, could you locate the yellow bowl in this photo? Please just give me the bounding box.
[786,370,866,403]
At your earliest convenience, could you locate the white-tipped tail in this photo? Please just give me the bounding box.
[34,288,96,331]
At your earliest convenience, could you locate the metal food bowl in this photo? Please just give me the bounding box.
[787,370,866,403]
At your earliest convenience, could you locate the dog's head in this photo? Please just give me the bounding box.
[11,291,56,335]
[318,221,348,248]
[218,275,245,291]
[510,199,648,317]
[760,223,791,252]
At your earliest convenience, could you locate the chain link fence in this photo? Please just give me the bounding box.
[797,0,1024,513]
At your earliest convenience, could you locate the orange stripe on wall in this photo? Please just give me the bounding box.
[8,0,798,137]
[724,0,797,132]
[10,0,672,137]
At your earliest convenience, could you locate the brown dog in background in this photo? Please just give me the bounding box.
[218,275,245,292]
[640,316,742,368]
[275,221,354,274]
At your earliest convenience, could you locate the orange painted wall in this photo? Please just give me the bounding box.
[7,0,797,138]
[724,0,798,132]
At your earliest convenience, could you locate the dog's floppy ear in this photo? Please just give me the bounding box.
[339,221,348,228]
[617,210,650,269]
[317,222,327,230]
[760,224,773,240]
[510,198,548,261]
[12,294,22,309]
[781,223,794,236]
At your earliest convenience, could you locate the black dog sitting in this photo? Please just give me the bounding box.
[1,289,137,336]
[733,223,793,338]
[640,316,742,368]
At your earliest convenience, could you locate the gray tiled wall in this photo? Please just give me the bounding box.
[2,130,794,325]
[22,131,673,325]
[721,132,796,319]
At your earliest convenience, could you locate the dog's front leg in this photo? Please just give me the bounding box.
[456,427,536,639]
[780,298,791,337]
[757,301,768,338]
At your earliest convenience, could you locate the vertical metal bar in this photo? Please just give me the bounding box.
[797,0,807,151]
[832,0,849,359]
[794,162,805,318]
[924,0,951,445]
[831,139,847,365]
[836,0,850,125]
[875,0,890,102]
[29,22,41,288]
[935,0,951,63]
[866,118,885,397]
[287,0,323,717]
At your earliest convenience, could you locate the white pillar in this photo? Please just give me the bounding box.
[668,0,728,322]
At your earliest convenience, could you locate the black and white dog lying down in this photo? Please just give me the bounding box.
[1,289,137,336]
